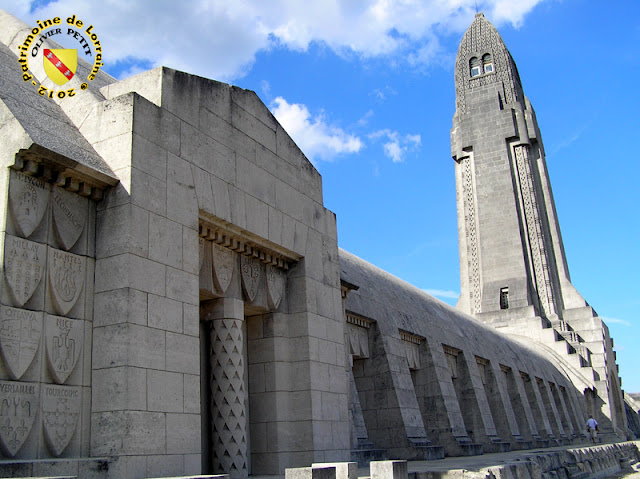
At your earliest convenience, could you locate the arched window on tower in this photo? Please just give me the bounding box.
[483,53,493,73]
[470,57,481,77]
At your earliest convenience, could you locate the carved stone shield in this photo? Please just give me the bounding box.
[265,265,285,311]
[212,243,235,294]
[42,384,80,456]
[52,187,87,251]
[48,248,85,317]
[4,235,45,307]
[240,255,261,302]
[9,171,49,238]
[0,307,42,380]
[199,239,214,293]
[45,314,83,384]
[199,238,205,271]
[0,380,39,457]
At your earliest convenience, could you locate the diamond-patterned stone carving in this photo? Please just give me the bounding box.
[461,157,481,314]
[0,307,42,380]
[48,248,85,317]
[0,380,39,457]
[210,319,247,478]
[45,314,83,384]
[9,171,49,239]
[514,145,556,317]
[4,235,45,307]
[212,243,235,294]
[240,255,260,302]
[265,265,285,311]
[52,187,87,251]
[42,384,80,456]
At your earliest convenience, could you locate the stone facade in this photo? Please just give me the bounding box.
[0,8,635,479]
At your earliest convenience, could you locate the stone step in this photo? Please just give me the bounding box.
[513,439,533,450]
[460,443,483,456]
[414,445,445,460]
[351,448,388,467]
[486,441,511,453]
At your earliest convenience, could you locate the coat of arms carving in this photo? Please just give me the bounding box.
[48,248,85,317]
[4,235,45,307]
[0,307,42,380]
[199,238,205,271]
[199,239,214,294]
[52,187,87,251]
[240,255,261,302]
[212,243,235,294]
[265,265,285,311]
[42,384,80,456]
[0,381,39,457]
[9,171,49,239]
[45,314,83,384]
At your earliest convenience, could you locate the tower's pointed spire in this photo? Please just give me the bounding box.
[454,13,523,116]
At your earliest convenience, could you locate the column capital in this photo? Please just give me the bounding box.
[201,297,244,321]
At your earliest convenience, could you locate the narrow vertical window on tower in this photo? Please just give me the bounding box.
[500,287,509,309]
[470,57,481,77]
[483,54,493,73]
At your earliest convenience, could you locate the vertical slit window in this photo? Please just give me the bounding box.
[500,287,509,309]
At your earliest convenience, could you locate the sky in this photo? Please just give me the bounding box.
[2,0,639,391]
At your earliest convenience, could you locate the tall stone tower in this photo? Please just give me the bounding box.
[451,13,628,438]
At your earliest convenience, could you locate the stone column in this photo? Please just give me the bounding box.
[205,298,247,478]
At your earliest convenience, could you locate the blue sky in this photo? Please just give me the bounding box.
[3,1,639,391]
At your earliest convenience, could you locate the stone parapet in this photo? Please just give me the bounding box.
[410,442,640,479]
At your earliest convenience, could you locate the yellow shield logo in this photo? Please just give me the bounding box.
[43,49,77,86]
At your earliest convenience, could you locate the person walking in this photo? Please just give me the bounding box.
[586,415,598,444]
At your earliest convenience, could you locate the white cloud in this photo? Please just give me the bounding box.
[0,0,545,81]
[260,80,271,97]
[270,97,363,163]
[423,289,460,299]
[369,129,422,163]
[601,317,632,327]
[357,109,375,127]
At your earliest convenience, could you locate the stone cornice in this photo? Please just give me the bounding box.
[345,311,373,329]
[199,216,301,271]
[11,147,117,200]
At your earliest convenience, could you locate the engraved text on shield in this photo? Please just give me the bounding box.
[0,381,38,457]
[42,384,80,456]
[266,265,285,311]
[48,248,85,317]
[0,307,42,380]
[45,314,83,384]
[212,243,235,294]
[52,187,87,251]
[4,235,45,307]
[9,171,49,238]
[240,255,261,302]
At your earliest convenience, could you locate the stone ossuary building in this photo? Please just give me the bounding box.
[0,9,635,479]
